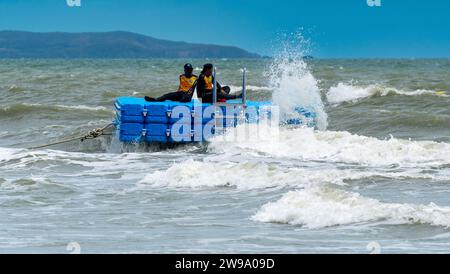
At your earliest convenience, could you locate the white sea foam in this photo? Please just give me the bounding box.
[0,147,175,184]
[136,119,450,191]
[137,156,443,190]
[137,160,305,190]
[0,147,18,162]
[327,83,447,104]
[208,126,450,167]
[253,187,450,229]
[138,159,302,190]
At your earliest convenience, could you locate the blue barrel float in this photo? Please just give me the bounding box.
[114,97,315,143]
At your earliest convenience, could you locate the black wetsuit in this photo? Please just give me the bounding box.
[148,91,192,103]
[196,73,238,103]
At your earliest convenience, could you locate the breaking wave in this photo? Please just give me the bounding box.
[137,158,443,190]
[208,126,450,168]
[253,187,450,229]
[327,83,448,105]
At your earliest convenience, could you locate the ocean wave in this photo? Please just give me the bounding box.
[0,147,183,179]
[0,175,71,193]
[326,83,448,105]
[102,90,123,98]
[0,103,112,117]
[253,187,450,229]
[229,85,272,93]
[137,158,443,190]
[208,126,450,167]
[6,85,26,92]
[137,160,323,190]
[0,147,18,163]
[32,74,67,81]
[138,159,300,190]
[0,131,10,138]
[0,146,110,166]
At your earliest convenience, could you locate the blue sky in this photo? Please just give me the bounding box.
[0,0,449,57]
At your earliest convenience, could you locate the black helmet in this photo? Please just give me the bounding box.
[184,63,193,71]
[201,63,213,73]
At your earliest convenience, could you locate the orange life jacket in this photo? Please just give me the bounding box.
[178,74,198,93]
[203,75,213,90]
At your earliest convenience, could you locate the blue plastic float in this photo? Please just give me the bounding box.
[114,97,315,143]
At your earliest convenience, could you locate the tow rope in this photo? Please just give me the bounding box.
[26,123,114,150]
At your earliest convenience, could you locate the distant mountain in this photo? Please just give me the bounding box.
[0,31,260,59]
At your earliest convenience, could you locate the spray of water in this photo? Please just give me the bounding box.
[268,32,327,130]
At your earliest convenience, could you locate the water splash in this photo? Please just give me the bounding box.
[268,32,327,130]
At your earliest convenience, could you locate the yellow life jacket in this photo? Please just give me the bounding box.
[178,75,198,93]
[204,75,213,90]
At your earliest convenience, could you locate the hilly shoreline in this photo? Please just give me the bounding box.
[0,31,260,59]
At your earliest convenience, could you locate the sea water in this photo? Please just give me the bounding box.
[0,56,450,253]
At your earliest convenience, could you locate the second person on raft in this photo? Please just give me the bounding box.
[197,63,242,103]
[145,63,242,103]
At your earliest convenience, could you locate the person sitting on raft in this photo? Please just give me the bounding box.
[145,63,198,103]
[197,63,242,103]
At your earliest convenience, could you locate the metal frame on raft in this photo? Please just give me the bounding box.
[212,67,247,133]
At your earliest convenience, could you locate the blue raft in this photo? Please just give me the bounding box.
[114,97,316,143]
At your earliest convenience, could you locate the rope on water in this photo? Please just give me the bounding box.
[26,123,114,150]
